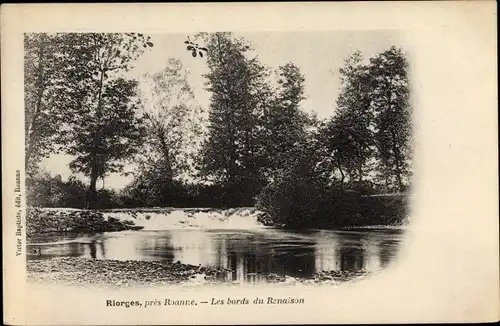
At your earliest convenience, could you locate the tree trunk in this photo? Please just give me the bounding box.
[86,65,106,208]
[354,145,363,183]
[87,163,99,208]
[25,86,44,168]
[157,128,174,180]
[336,156,345,192]
[390,128,404,191]
[26,42,47,169]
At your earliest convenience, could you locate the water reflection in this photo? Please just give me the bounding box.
[378,239,401,268]
[28,228,404,283]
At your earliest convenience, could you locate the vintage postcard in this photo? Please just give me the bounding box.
[2,2,498,325]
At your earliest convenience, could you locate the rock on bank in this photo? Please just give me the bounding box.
[27,207,143,239]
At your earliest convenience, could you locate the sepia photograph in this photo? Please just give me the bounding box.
[24,30,412,288]
[2,2,498,325]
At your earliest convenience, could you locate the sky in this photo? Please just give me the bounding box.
[40,30,404,190]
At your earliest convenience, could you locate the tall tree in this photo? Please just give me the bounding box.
[368,47,412,191]
[24,33,67,176]
[135,57,203,189]
[56,33,153,207]
[199,32,268,200]
[323,52,375,189]
[264,62,309,177]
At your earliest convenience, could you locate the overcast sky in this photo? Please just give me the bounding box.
[40,30,404,190]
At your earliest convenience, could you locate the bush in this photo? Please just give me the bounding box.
[121,177,260,208]
[27,173,128,209]
[256,167,408,229]
[256,173,323,228]
[27,173,87,208]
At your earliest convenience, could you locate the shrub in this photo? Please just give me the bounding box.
[256,167,408,229]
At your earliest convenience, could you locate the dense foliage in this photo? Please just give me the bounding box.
[25,33,153,208]
[25,32,412,228]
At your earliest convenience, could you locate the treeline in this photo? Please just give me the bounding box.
[26,32,411,227]
[26,172,240,209]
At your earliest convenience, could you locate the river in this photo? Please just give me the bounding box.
[27,227,405,283]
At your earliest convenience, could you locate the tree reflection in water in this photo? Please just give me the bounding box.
[89,240,97,258]
[68,242,83,258]
[378,239,400,268]
[27,228,404,284]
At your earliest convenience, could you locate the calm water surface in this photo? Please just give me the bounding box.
[28,228,405,281]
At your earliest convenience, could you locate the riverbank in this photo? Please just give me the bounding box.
[27,258,370,287]
[27,206,408,238]
[27,207,143,240]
